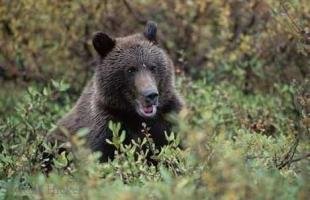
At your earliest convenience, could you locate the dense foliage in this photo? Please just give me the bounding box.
[0,78,309,199]
[0,0,309,199]
[0,0,309,87]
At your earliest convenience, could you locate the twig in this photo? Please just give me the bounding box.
[276,134,299,169]
[279,0,302,34]
[290,153,310,163]
[122,0,147,24]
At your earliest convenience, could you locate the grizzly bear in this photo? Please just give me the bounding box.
[49,21,183,162]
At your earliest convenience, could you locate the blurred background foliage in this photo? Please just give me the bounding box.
[0,0,309,87]
[0,0,309,199]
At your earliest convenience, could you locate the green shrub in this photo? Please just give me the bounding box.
[0,78,308,199]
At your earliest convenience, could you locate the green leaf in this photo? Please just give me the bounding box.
[53,151,68,168]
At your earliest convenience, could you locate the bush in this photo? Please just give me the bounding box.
[0,78,308,199]
[0,0,309,90]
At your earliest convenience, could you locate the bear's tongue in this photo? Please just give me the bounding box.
[143,106,153,114]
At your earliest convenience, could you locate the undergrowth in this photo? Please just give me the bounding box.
[0,78,309,200]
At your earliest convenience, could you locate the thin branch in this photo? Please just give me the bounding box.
[279,0,302,34]
[290,153,310,163]
[276,134,299,169]
[122,0,147,24]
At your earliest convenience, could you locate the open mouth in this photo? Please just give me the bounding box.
[136,103,157,118]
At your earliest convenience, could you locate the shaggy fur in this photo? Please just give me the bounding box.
[49,22,183,162]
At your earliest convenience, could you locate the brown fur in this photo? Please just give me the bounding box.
[49,22,183,162]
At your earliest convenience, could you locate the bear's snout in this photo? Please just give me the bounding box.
[135,71,159,118]
[136,88,159,118]
[142,89,159,106]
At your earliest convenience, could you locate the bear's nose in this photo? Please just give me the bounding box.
[143,89,159,104]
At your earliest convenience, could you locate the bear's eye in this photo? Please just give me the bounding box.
[127,67,137,74]
[149,65,156,72]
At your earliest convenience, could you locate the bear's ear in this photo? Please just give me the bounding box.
[92,32,115,57]
[143,21,157,43]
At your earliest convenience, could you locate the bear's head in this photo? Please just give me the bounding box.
[92,21,180,119]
